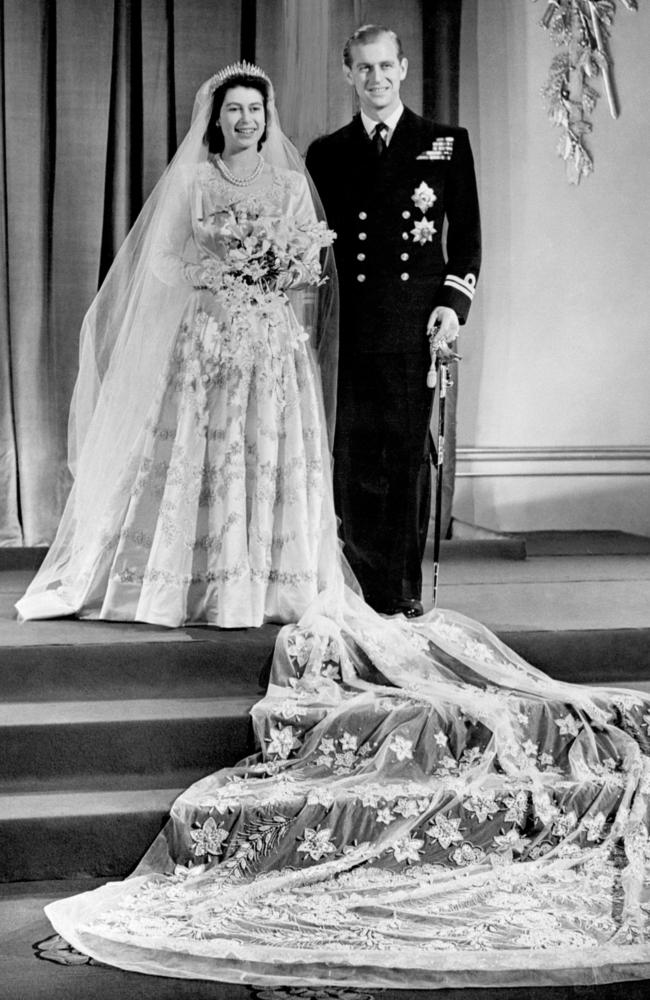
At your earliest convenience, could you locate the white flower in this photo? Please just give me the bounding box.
[465,792,499,824]
[426,814,464,849]
[438,755,458,772]
[451,842,486,867]
[555,714,581,737]
[306,787,335,808]
[278,698,305,721]
[321,661,341,680]
[393,797,422,819]
[339,732,358,751]
[389,735,414,761]
[376,806,394,825]
[503,790,529,826]
[333,750,356,772]
[493,829,529,855]
[433,731,448,746]
[411,218,436,244]
[534,792,559,826]
[360,789,382,808]
[190,816,228,858]
[553,810,578,838]
[287,630,313,668]
[392,836,424,864]
[266,724,300,759]
[584,811,606,842]
[522,739,538,758]
[411,181,437,212]
[297,827,337,861]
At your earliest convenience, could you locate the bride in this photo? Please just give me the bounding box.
[21,65,650,990]
[16,64,340,629]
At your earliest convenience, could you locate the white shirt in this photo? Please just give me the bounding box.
[361,103,404,147]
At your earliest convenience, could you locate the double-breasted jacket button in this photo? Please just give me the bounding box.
[358,211,368,220]
[402,210,411,219]
[400,252,409,261]
[400,272,410,281]
[357,252,366,261]
[357,274,366,282]
[358,232,367,240]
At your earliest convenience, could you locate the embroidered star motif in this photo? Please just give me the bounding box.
[411,218,436,244]
[412,181,437,212]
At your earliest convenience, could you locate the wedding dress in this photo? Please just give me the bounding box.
[21,68,650,989]
[45,590,650,989]
[15,161,337,628]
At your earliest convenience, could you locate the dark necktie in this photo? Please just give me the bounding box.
[372,121,388,158]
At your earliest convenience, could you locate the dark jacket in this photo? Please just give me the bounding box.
[306,107,481,354]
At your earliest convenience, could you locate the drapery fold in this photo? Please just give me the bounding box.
[0,0,240,544]
[423,0,463,540]
[0,0,461,547]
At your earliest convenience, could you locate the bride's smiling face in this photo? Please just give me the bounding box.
[218,86,266,155]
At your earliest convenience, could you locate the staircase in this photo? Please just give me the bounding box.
[0,608,278,881]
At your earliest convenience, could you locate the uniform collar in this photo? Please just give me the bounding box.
[360,103,404,144]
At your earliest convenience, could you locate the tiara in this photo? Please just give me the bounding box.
[209,61,271,93]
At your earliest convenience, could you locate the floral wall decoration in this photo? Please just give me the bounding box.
[534,0,640,183]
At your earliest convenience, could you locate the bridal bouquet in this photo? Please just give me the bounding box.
[197,199,335,321]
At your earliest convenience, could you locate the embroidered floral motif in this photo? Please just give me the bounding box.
[451,842,486,867]
[426,814,464,849]
[555,713,582,737]
[266,725,302,760]
[388,735,414,761]
[298,827,337,861]
[391,835,425,864]
[190,816,228,858]
[493,829,530,855]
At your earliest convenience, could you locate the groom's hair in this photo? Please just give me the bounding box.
[343,24,404,68]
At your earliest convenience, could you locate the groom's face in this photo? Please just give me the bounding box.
[344,34,408,120]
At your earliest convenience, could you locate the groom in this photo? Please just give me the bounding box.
[306,24,481,617]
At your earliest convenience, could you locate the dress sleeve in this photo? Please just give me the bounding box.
[290,171,318,227]
[151,166,201,287]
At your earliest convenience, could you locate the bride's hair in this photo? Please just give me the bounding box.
[204,73,270,154]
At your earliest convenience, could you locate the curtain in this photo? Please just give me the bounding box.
[0,0,241,545]
[0,0,462,546]
[423,0,463,540]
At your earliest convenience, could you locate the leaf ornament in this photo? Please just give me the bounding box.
[533,0,640,183]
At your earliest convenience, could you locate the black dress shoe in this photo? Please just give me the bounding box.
[391,598,424,618]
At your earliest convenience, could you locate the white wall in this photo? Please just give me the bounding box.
[454,0,650,534]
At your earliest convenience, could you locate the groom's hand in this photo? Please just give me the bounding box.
[427,306,459,358]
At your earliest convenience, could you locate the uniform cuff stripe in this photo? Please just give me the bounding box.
[444,276,476,301]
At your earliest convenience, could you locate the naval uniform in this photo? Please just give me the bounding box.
[306,105,481,611]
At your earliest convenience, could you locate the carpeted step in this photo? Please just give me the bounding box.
[0,628,278,702]
[0,788,184,881]
[0,697,257,784]
[498,628,650,685]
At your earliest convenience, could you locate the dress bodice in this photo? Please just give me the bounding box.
[153,161,317,289]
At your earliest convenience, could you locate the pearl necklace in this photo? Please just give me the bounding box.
[212,153,264,187]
